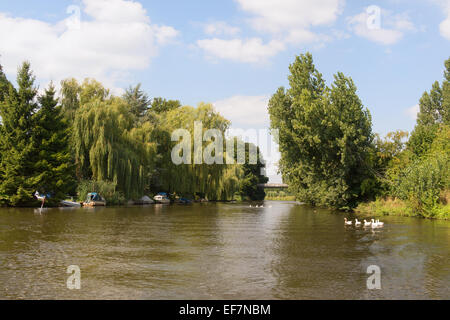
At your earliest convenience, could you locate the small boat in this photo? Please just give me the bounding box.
[154,193,170,204]
[83,192,106,207]
[133,196,155,205]
[178,198,192,204]
[61,200,81,207]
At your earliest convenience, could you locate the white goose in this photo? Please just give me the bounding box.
[363,220,372,227]
[371,219,379,228]
[355,219,362,226]
[344,218,352,226]
[376,219,384,227]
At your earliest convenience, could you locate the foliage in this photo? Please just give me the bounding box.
[0,62,272,206]
[361,57,450,219]
[238,142,268,201]
[355,198,416,218]
[0,63,74,206]
[77,179,125,206]
[390,125,449,217]
[268,53,374,209]
[152,103,236,200]
[123,84,151,118]
[32,84,76,203]
[72,95,156,199]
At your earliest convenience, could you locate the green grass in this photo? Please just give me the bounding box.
[356,198,449,220]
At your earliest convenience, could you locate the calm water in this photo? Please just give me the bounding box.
[0,201,448,300]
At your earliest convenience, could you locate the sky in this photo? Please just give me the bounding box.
[0,0,449,182]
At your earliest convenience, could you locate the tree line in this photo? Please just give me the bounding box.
[0,62,268,206]
[269,53,449,219]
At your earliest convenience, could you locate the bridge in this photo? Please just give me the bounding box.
[257,183,289,189]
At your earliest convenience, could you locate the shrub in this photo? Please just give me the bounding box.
[77,180,125,206]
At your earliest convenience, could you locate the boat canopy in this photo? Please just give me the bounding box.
[86,193,104,202]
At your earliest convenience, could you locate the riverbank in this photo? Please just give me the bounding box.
[355,198,450,220]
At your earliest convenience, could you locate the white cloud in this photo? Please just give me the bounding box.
[197,0,345,63]
[197,38,285,64]
[0,0,178,90]
[204,21,240,36]
[438,0,450,40]
[405,104,420,120]
[347,8,415,45]
[213,95,270,127]
[236,0,344,34]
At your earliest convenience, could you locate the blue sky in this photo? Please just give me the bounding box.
[0,0,449,181]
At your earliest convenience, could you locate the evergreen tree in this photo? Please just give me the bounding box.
[0,64,11,102]
[0,62,39,205]
[32,84,76,203]
[123,84,151,118]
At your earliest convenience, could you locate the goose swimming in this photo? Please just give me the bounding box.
[371,219,379,228]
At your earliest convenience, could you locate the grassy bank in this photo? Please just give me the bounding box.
[355,197,450,220]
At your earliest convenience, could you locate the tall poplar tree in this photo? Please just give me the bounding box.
[268,53,373,208]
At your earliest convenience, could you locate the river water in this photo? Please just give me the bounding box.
[0,201,448,300]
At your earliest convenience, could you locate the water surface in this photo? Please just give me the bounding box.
[0,201,448,299]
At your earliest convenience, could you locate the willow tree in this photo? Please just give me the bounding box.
[268,53,373,209]
[72,96,155,199]
[154,103,233,200]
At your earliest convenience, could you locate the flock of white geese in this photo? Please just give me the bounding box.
[248,205,384,228]
[249,205,272,208]
[344,217,384,228]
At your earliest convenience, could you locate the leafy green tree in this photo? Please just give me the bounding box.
[153,103,231,200]
[60,78,81,123]
[151,97,181,114]
[409,58,450,157]
[238,143,268,201]
[72,96,155,199]
[268,53,373,209]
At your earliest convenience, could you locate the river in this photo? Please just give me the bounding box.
[0,201,448,299]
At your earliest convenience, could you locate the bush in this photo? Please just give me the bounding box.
[356,198,415,217]
[392,152,448,211]
[77,180,125,206]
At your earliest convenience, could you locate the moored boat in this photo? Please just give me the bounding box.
[61,200,82,207]
[83,192,106,207]
[154,192,171,204]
